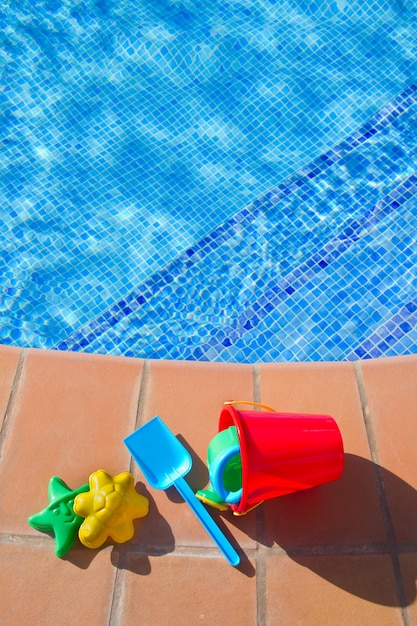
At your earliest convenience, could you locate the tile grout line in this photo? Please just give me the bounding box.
[136,359,151,426]
[107,556,127,626]
[253,363,268,626]
[3,531,414,556]
[122,359,151,477]
[108,359,151,626]
[253,363,261,406]
[354,361,411,625]
[0,349,26,463]
[130,359,151,470]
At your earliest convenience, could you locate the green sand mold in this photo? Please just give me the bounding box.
[28,476,89,558]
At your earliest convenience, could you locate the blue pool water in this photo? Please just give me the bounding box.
[1,1,417,362]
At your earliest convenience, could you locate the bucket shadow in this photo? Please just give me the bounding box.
[261,453,417,607]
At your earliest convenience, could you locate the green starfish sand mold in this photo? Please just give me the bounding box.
[28,476,90,558]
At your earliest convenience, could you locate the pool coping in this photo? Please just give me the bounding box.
[1,345,417,624]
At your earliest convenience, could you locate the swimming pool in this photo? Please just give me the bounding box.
[1,1,417,362]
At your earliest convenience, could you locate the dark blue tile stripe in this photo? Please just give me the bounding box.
[192,173,417,359]
[56,83,417,353]
[55,206,264,350]
[346,297,417,360]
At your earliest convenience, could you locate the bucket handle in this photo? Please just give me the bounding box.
[224,400,276,413]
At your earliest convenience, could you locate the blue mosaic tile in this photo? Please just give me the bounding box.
[82,164,417,362]
[2,2,417,361]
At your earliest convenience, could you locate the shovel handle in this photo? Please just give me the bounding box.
[174,475,240,567]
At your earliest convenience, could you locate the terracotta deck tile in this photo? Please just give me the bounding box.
[0,543,115,626]
[128,359,256,554]
[0,348,143,536]
[0,345,22,428]
[117,554,257,625]
[265,553,403,626]
[360,355,417,545]
[2,347,416,625]
[258,361,387,547]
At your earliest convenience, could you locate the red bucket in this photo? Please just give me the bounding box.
[218,402,344,515]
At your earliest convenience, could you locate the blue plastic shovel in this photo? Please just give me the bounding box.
[124,416,240,567]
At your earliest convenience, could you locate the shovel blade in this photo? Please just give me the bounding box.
[124,416,192,490]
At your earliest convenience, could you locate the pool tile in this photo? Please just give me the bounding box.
[0,345,21,428]
[117,554,257,626]
[258,361,387,546]
[41,90,417,363]
[360,355,417,544]
[0,349,143,536]
[265,553,402,625]
[0,543,115,626]
[129,360,256,552]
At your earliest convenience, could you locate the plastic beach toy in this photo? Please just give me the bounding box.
[28,476,89,557]
[124,417,240,567]
[198,401,344,515]
[73,470,149,549]
[196,426,242,509]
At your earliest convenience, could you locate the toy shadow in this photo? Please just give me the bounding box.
[68,446,417,593]
[110,482,175,575]
[153,434,255,576]
[250,453,417,607]
[66,482,175,575]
